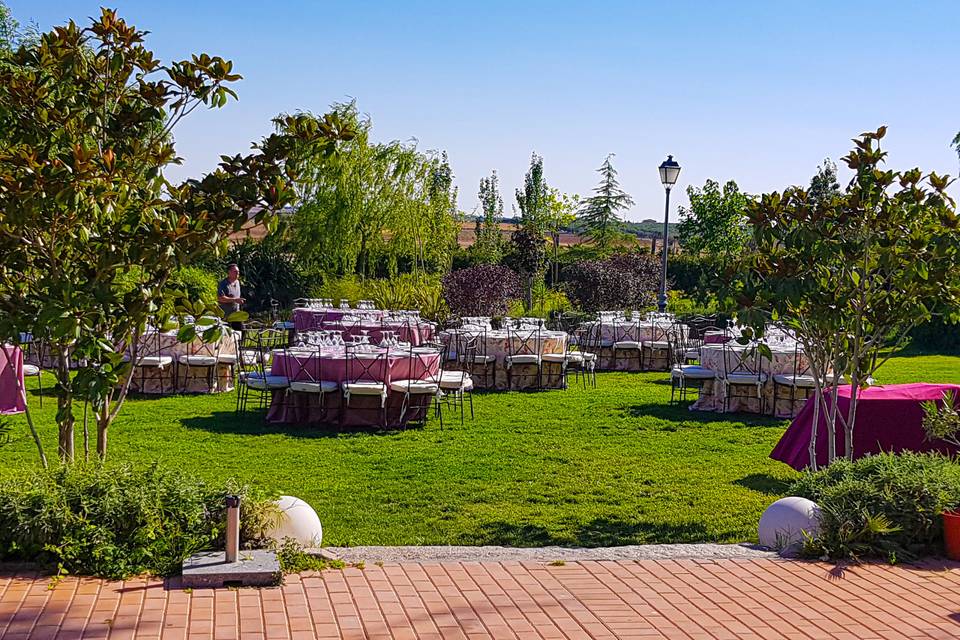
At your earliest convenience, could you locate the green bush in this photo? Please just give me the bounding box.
[0,463,277,579]
[220,238,309,313]
[171,266,218,305]
[909,318,960,354]
[791,452,960,562]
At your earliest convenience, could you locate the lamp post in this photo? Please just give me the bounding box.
[657,155,681,313]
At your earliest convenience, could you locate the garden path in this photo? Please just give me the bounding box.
[2,558,960,639]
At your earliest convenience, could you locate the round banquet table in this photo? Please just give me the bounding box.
[266,346,441,427]
[691,342,810,417]
[0,344,26,415]
[441,329,567,391]
[292,308,386,331]
[585,321,682,371]
[126,328,239,395]
[319,320,434,346]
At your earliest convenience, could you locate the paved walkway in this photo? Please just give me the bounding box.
[2,558,960,639]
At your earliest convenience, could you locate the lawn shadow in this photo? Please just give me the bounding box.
[179,411,414,440]
[624,402,783,427]
[734,473,790,496]
[472,517,718,547]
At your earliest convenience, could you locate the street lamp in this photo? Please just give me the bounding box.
[657,154,681,313]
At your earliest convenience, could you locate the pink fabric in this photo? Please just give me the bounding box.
[325,322,434,347]
[0,344,26,415]
[266,348,441,427]
[703,331,733,344]
[292,308,386,330]
[771,383,960,471]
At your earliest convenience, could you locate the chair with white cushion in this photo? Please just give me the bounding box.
[669,330,715,403]
[237,329,290,412]
[641,320,672,371]
[505,326,542,391]
[342,346,389,428]
[285,345,339,422]
[130,330,174,395]
[390,345,442,428]
[610,317,642,371]
[772,342,817,418]
[456,331,495,390]
[720,343,768,414]
[20,337,45,406]
[177,330,222,393]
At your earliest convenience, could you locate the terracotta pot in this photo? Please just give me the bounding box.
[943,511,960,560]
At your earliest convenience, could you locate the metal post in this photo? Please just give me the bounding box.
[658,187,672,313]
[225,495,240,563]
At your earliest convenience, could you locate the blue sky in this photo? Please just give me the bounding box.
[10,1,960,221]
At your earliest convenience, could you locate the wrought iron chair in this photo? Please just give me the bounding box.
[611,316,643,371]
[390,344,443,428]
[772,341,817,418]
[286,344,339,423]
[341,345,389,428]
[504,325,542,391]
[720,343,767,414]
[669,328,716,403]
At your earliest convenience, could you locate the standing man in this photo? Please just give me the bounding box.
[217,263,246,330]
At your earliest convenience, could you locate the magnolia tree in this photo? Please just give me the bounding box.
[725,128,960,469]
[0,10,352,464]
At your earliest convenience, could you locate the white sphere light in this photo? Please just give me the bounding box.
[267,495,323,548]
[758,497,820,555]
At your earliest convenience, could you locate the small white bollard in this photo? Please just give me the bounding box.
[758,496,820,555]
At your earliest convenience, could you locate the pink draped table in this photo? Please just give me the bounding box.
[771,383,960,471]
[291,308,386,331]
[0,344,26,415]
[266,347,441,427]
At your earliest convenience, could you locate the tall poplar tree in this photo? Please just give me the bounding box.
[474,170,505,263]
[579,155,634,251]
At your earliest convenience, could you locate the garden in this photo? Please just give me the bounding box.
[1,6,960,582]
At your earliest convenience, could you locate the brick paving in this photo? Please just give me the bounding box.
[2,558,960,639]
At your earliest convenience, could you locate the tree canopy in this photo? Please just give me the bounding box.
[578,155,633,251]
[0,9,349,463]
[676,179,751,257]
[724,127,960,468]
[285,102,460,278]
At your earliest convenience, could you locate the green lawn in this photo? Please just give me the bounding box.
[2,354,958,547]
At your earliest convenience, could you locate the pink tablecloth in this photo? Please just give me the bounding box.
[292,308,386,331]
[0,344,26,414]
[266,347,441,427]
[771,383,960,471]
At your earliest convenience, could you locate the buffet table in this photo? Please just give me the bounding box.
[771,383,960,471]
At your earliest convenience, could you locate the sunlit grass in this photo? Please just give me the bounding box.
[1,353,956,546]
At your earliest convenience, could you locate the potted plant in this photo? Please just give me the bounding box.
[921,389,960,560]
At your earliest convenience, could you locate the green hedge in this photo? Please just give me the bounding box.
[791,452,960,562]
[0,463,278,579]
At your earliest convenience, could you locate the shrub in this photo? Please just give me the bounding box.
[0,463,277,579]
[443,264,522,317]
[507,281,571,318]
[221,238,308,313]
[791,452,960,562]
[171,266,219,305]
[909,317,960,354]
[562,252,660,312]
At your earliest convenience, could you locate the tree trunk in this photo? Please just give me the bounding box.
[56,348,74,462]
[97,403,109,461]
[83,400,90,462]
[809,384,821,472]
[524,274,533,311]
